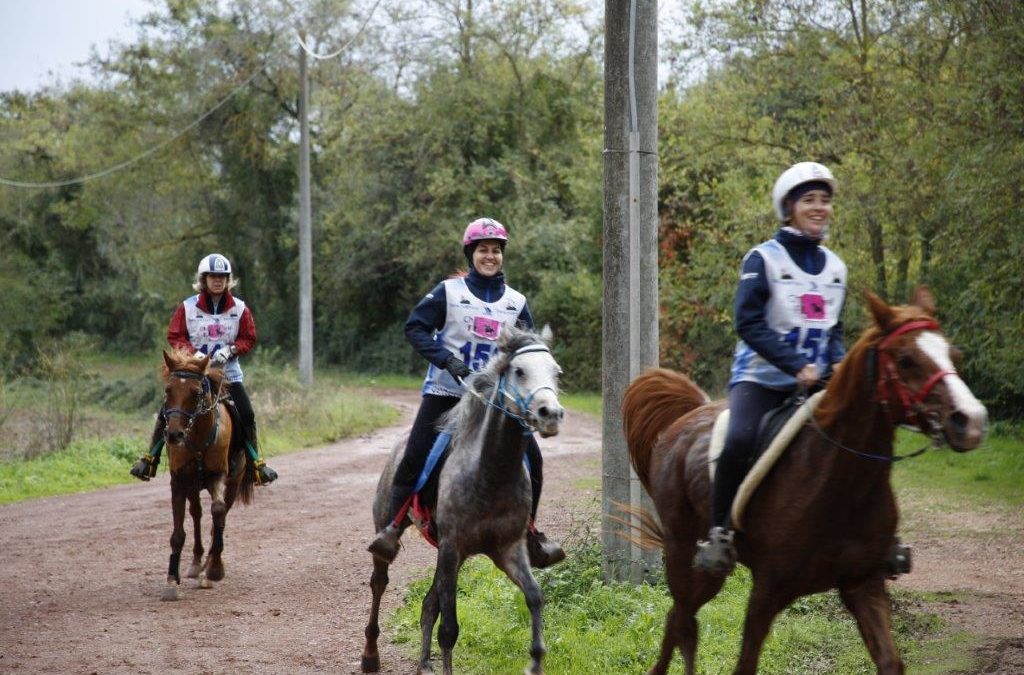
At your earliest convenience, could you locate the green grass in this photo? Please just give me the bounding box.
[0,357,405,504]
[560,390,601,418]
[389,542,969,674]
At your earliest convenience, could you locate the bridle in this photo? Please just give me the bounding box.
[806,318,957,462]
[460,343,560,434]
[874,319,956,436]
[162,370,226,456]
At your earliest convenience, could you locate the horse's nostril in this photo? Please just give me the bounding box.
[538,406,549,419]
[949,411,968,433]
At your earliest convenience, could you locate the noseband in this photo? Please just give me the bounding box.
[464,344,559,434]
[875,319,957,433]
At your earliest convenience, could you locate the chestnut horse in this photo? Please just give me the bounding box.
[159,349,255,601]
[622,288,987,675]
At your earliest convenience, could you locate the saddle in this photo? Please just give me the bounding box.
[708,391,825,530]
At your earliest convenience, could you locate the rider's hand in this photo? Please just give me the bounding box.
[445,355,471,381]
[796,363,820,388]
[210,346,233,367]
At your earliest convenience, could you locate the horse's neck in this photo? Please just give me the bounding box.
[475,405,529,486]
[817,375,896,461]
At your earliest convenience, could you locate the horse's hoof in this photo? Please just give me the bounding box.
[198,573,213,589]
[185,563,202,579]
[205,564,225,582]
[361,653,381,673]
[161,585,179,601]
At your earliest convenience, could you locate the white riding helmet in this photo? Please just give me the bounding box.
[771,162,837,221]
[197,253,232,276]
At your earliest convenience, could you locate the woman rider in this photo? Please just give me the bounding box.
[129,253,277,486]
[694,162,848,575]
[367,218,565,569]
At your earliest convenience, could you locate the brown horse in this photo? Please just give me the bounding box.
[622,287,988,675]
[159,349,255,601]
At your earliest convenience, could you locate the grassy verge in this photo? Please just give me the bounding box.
[389,540,970,674]
[0,354,407,504]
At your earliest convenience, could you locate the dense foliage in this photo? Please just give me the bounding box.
[1,0,1020,414]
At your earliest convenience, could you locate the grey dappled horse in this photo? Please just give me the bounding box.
[362,327,565,675]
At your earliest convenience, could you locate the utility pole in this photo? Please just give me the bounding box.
[298,34,314,387]
[602,0,659,582]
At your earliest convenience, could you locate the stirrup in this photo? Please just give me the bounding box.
[254,459,278,486]
[527,529,566,569]
[130,454,158,481]
[368,524,402,563]
[884,539,912,578]
[693,526,737,576]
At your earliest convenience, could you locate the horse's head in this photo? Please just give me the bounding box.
[161,350,214,447]
[490,326,565,437]
[866,286,988,451]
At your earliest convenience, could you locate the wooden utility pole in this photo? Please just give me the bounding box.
[298,35,314,386]
[602,0,659,582]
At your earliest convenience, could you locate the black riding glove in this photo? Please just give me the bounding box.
[444,355,471,381]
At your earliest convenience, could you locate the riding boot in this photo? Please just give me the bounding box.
[884,537,913,578]
[693,526,737,576]
[368,483,415,563]
[243,423,277,485]
[693,456,744,576]
[130,418,166,481]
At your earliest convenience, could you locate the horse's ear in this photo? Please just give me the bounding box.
[865,290,895,331]
[540,323,554,345]
[910,285,936,316]
[163,350,175,371]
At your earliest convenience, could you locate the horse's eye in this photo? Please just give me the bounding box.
[897,354,916,370]
[514,367,525,378]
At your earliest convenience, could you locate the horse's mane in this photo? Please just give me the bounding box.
[161,349,225,390]
[816,303,934,429]
[441,328,547,448]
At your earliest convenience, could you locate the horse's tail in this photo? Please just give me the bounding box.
[609,501,665,550]
[237,454,256,505]
[622,367,709,490]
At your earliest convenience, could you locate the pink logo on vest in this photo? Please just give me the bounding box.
[800,293,826,320]
[471,316,501,340]
[207,323,226,339]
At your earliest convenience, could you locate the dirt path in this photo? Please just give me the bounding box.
[0,390,1020,674]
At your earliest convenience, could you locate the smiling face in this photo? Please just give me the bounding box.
[471,240,504,277]
[788,189,833,239]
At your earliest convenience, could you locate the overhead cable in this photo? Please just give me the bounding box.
[0,64,266,190]
[295,0,384,60]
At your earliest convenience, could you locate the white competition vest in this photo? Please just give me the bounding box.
[730,239,847,389]
[183,294,247,383]
[421,278,527,397]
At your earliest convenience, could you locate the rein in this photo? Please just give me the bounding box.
[459,344,556,435]
[162,369,227,459]
[806,319,954,463]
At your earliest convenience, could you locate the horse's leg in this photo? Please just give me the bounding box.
[361,557,390,673]
[435,542,463,675]
[417,576,441,674]
[185,494,204,578]
[200,475,228,587]
[162,482,187,601]
[653,540,725,675]
[493,544,546,675]
[733,579,787,675]
[838,576,905,674]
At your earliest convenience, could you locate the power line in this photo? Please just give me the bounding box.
[295,0,384,60]
[0,64,266,190]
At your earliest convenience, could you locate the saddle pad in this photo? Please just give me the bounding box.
[707,391,824,530]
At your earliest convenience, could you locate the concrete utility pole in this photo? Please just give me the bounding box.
[602,0,659,582]
[298,36,314,387]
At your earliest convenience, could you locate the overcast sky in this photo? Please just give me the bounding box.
[0,0,152,93]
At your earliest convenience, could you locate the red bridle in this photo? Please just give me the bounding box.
[876,319,957,429]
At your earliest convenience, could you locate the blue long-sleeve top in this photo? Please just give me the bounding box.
[734,228,846,376]
[405,269,535,368]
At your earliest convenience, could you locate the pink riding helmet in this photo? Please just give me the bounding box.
[462,218,509,245]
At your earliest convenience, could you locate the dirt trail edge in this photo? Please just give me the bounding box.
[1,389,1020,674]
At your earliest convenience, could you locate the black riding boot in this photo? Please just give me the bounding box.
[693,454,745,576]
[243,423,277,485]
[368,483,416,563]
[525,455,565,569]
[130,417,165,481]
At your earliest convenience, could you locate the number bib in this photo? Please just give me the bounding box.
[182,294,247,383]
[730,239,847,389]
[421,278,527,397]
